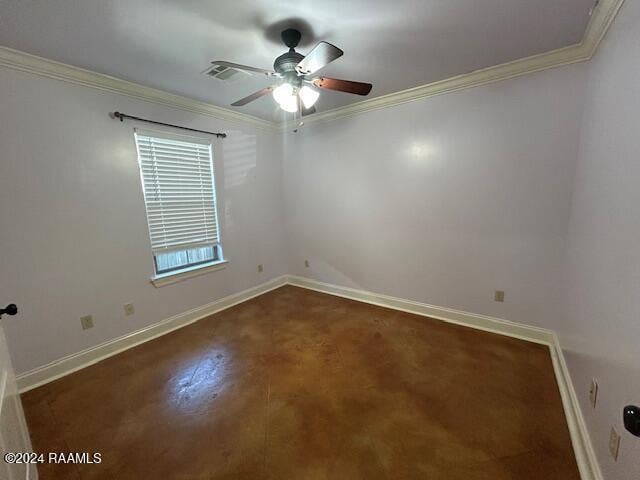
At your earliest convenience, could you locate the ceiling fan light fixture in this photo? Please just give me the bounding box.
[223,29,372,114]
[272,83,293,105]
[299,85,320,109]
[272,83,298,112]
[280,95,299,113]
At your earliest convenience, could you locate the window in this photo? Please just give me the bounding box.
[134,130,224,279]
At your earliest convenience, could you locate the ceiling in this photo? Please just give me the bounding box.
[0,0,595,122]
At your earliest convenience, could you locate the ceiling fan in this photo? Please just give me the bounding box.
[212,28,373,116]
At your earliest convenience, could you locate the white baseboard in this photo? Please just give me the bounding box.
[549,333,603,480]
[285,274,602,480]
[286,275,554,344]
[16,276,287,393]
[15,273,601,480]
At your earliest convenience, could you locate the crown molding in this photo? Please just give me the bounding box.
[284,43,587,130]
[0,0,624,131]
[581,0,626,56]
[287,0,624,129]
[0,47,277,132]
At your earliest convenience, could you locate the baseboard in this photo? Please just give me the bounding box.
[286,275,554,344]
[285,274,602,480]
[549,333,603,480]
[16,276,287,393]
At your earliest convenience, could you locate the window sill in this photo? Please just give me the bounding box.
[151,260,228,288]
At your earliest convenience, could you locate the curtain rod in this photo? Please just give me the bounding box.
[112,112,227,138]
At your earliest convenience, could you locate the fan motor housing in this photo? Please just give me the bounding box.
[274,51,304,75]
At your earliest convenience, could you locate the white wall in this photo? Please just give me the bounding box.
[0,68,286,374]
[283,65,587,330]
[562,0,640,478]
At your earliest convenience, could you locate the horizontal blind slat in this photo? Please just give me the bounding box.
[137,136,210,149]
[150,229,218,239]
[139,157,210,166]
[147,210,216,218]
[145,199,216,205]
[150,234,217,244]
[142,184,214,191]
[138,148,210,158]
[148,215,215,226]
[150,231,218,243]
[150,228,218,240]
[140,144,210,152]
[141,164,211,173]
[152,239,218,252]
[148,220,218,231]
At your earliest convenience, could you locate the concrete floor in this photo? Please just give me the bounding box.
[22,285,579,479]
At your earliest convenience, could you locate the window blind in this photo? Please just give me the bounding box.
[135,132,220,253]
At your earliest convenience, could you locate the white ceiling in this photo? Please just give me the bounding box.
[0,0,594,122]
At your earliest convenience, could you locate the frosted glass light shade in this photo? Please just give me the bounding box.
[273,84,298,112]
[272,83,294,106]
[299,86,320,109]
[280,95,298,112]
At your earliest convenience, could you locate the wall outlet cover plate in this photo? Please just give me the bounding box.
[80,315,94,330]
[124,303,135,316]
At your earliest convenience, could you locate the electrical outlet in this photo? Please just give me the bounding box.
[124,303,135,316]
[494,290,505,302]
[589,379,598,408]
[609,427,621,461]
[304,259,310,268]
[80,315,94,330]
[257,264,263,273]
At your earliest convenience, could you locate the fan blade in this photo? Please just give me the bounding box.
[302,105,316,116]
[212,61,277,76]
[295,42,344,75]
[312,77,372,96]
[231,86,275,106]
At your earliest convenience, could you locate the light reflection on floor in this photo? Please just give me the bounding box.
[160,346,233,417]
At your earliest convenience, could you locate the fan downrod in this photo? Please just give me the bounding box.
[281,28,301,50]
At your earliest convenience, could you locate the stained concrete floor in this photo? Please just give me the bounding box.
[22,285,579,479]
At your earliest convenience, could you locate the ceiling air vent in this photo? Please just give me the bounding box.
[203,63,250,83]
